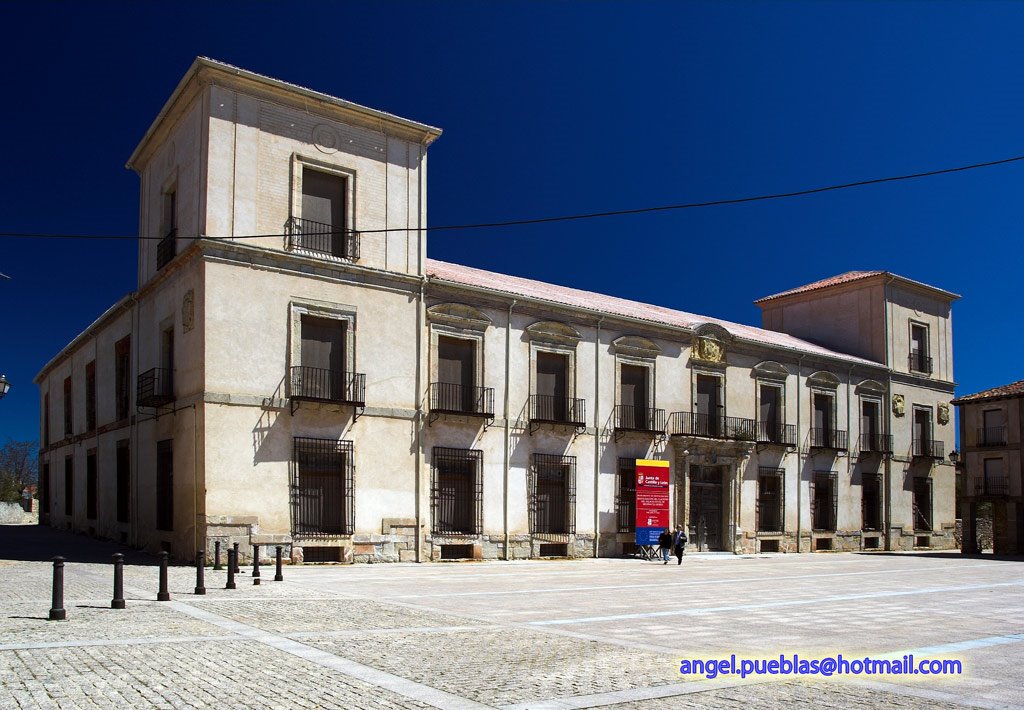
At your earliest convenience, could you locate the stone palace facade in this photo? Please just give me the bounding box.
[35,58,960,563]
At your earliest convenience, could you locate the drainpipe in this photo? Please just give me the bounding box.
[593,317,604,558]
[503,300,516,560]
[192,402,198,556]
[795,354,805,553]
[882,275,895,551]
[131,299,140,549]
[847,364,854,547]
[414,276,426,561]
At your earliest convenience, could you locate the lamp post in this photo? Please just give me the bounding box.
[0,374,9,400]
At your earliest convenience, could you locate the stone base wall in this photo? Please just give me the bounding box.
[889,525,957,551]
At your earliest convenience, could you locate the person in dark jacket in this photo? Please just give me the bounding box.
[672,527,687,565]
[657,529,673,564]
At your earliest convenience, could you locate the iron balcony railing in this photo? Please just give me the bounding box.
[429,382,495,417]
[908,351,933,374]
[614,406,666,433]
[286,217,360,260]
[529,395,586,427]
[810,428,848,450]
[859,433,893,455]
[977,426,1007,447]
[973,476,1009,496]
[137,367,174,408]
[289,367,366,406]
[156,228,176,270]
[756,421,797,446]
[669,412,756,441]
[913,438,944,459]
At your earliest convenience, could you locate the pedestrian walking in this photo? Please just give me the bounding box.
[673,527,687,565]
[658,528,673,564]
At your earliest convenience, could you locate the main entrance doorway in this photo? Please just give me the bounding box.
[689,465,724,550]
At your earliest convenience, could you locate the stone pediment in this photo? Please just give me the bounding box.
[752,360,789,381]
[855,379,886,395]
[526,320,581,346]
[427,303,491,330]
[807,370,840,389]
[612,335,661,358]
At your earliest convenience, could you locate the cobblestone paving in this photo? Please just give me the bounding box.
[1,525,1022,709]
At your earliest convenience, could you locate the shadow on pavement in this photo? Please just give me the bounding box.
[853,550,1024,561]
[0,524,159,565]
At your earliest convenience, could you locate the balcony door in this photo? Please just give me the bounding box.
[695,375,722,437]
[982,409,1003,445]
[302,168,347,257]
[437,336,476,412]
[300,316,346,400]
[759,384,781,441]
[862,400,880,451]
[813,393,833,446]
[536,352,569,421]
[913,408,932,452]
[620,364,648,429]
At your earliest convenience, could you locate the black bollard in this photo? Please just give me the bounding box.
[157,551,171,601]
[194,549,206,595]
[274,545,283,582]
[48,556,66,621]
[252,544,261,585]
[232,542,241,574]
[213,540,222,571]
[111,553,125,609]
[225,549,236,590]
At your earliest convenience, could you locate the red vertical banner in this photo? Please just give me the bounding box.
[635,459,670,546]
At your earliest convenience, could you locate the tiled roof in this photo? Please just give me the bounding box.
[952,380,1024,404]
[425,259,881,366]
[754,271,886,304]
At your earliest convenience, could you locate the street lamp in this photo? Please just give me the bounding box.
[0,374,9,400]
[948,450,959,466]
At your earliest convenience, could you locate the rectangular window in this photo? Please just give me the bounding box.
[64,456,73,517]
[436,335,476,412]
[43,393,50,447]
[758,384,782,441]
[85,450,97,520]
[85,361,96,432]
[619,364,649,429]
[116,440,131,523]
[299,168,349,258]
[530,454,576,535]
[63,376,73,437]
[295,315,348,401]
[41,462,50,514]
[913,408,934,457]
[695,374,722,436]
[981,458,1005,496]
[909,323,931,373]
[912,477,932,531]
[115,336,131,421]
[862,473,883,530]
[812,471,837,531]
[157,188,177,269]
[616,458,636,533]
[534,351,570,421]
[291,437,354,536]
[431,447,482,535]
[155,439,173,532]
[757,468,784,532]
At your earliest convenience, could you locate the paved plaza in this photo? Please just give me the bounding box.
[0,526,1021,709]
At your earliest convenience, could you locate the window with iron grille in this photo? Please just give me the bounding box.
[529,454,576,534]
[616,457,636,533]
[756,468,784,532]
[85,361,96,432]
[913,477,933,532]
[155,440,173,532]
[86,449,97,520]
[862,473,883,531]
[116,440,130,524]
[431,447,483,535]
[811,471,838,531]
[291,437,355,537]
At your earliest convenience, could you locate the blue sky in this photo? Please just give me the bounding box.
[2,1,1023,443]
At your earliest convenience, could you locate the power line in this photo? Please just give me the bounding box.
[2,152,1022,242]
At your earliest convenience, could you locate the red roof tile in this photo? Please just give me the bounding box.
[425,259,881,366]
[754,271,886,304]
[952,380,1024,404]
